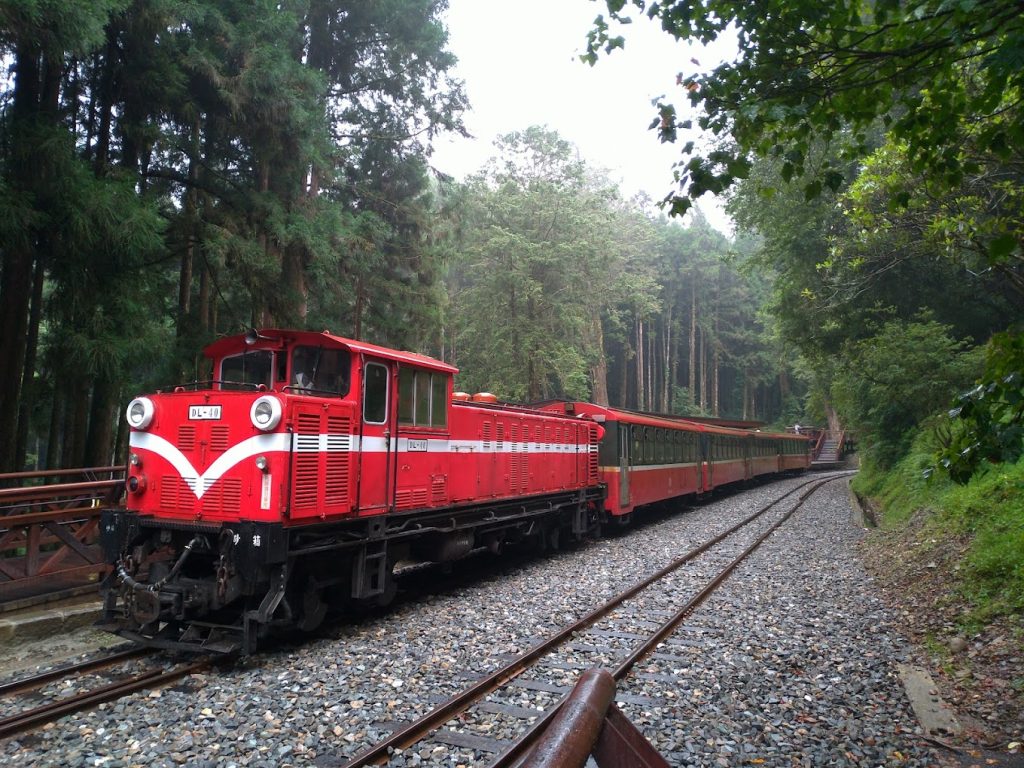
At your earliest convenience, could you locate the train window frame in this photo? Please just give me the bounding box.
[398,366,449,429]
[220,350,275,391]
[290,345,351,397]
[362,362,389,424]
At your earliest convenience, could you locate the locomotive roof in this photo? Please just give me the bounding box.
[203,328,459,375]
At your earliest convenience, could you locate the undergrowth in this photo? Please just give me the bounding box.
[853,429,1024,621]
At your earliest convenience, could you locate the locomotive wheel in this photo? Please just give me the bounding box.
[298,586,328,632]
[546,525,561,552]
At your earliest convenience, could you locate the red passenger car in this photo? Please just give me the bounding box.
[100,330,604,653]
[536,402,810,520]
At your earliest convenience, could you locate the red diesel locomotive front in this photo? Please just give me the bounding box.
[100,329,604,653]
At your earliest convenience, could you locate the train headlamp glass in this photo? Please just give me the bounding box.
[126,397,155,430]
[250,396,282,431]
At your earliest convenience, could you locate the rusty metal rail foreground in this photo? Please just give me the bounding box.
[520,668,670,768]
[0,466,124,608]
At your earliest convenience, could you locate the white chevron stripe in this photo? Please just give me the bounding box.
[129,431,290,499]
[130,430,597,501]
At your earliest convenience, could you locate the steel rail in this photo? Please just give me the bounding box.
[0,658,211,740]
[0,647,152,699]
[337,473,849,768]
[491,475,841,767]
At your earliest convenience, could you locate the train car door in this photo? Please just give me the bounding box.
[393,365,450,511]
[618,423,631,507]
[356,358,392,514]
[700,433,713,492]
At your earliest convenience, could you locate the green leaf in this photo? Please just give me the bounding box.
[989,234,1018,260]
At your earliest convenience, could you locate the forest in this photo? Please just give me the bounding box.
[1,0,1022,497]
[0,1,805,477]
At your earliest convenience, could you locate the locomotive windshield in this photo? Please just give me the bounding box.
[291,346,351,397]
[221,350,276,390]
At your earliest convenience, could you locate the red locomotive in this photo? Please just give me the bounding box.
[99,329,809,653]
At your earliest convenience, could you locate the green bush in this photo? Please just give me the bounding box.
[833,317,982,468]
[857,433,1024,618]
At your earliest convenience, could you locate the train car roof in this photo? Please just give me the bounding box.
[203,329,459,375]
[536,400,808,440]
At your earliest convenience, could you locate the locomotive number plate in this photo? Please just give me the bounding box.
[188,405,222,420]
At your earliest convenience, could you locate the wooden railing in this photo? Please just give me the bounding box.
[0,467,124,608]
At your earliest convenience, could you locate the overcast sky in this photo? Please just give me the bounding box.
[430,0,738,233]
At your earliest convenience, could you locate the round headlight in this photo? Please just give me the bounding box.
[126,397,155,429]
[250,396,282,431]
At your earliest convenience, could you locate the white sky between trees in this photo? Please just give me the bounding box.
[431,0,739,234]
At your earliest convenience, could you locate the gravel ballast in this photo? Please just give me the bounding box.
[0,475,943,766]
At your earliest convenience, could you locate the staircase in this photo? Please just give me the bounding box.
[812,431,845,467]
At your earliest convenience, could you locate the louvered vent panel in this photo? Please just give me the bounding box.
[292,412,322,511]
[509,425,520,489]
[482,422,492,451]
[161,476,195,514]
[496,423,504,451]
[210,425,230,452]
[395,488,429,510]
[431,476,447,503]
[324,415,351,507]
[519,424,530,493]
[589,427,599,482]
[177,426,196,452]
[203,479,241,515]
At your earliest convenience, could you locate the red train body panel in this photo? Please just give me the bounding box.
[124,331,599,526]
[100,330,808,654]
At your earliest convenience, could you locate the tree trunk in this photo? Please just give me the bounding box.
[64,376,92,469]
[619,341,630,410]
[635,317,645,411]
[0,42,44,471]
[824,398,842,433]
[698,328,707,413]
[14,251,46,471]
[85,372,119,466]
[688,281,697,409]
[742,372,750,421]
[661,307,672,412]
[712,342,720,417]
[177,117,201,336]
[46,379,66,470]
[589,313,609,406]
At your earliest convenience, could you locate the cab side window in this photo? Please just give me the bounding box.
[363,363,388,424]
[398,366,449,428]
[221,351,274,390]
[291,346,351,397]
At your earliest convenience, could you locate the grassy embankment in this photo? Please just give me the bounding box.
[852,432,1024,626]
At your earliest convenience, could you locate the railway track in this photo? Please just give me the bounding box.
[0,648,213,740]
[336,472,852,766]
